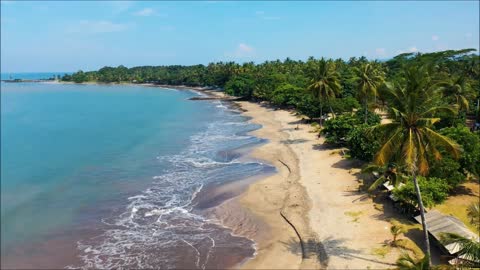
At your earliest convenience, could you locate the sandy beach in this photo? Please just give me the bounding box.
[231,100,402,269]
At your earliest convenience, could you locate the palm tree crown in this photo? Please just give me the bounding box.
[307,58,341,101]
[373,65,461,175]
[354,63,385,123]
[307,58,341,124]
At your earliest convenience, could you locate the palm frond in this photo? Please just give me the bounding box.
[440,233,480,262]
[423,128,462,159]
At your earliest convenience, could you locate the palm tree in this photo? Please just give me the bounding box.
[307,58,341,126]
[467,202,480,231]
[396,253,430,270]
[362,163,407,192]
[353,63,385,123]
[371,65,462,264]
[439,76,472,112]
[440,233,480,266]
[390,224,406,245]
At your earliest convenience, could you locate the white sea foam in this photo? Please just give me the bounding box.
[71,100,269,269]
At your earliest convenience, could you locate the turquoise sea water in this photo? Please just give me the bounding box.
[1,82,272,268]
[1,72,72,80]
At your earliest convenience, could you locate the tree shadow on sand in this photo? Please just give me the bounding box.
[280,139,309,145]
[281,236,397,268]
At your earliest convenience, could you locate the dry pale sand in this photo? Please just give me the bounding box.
[235,101,401,269]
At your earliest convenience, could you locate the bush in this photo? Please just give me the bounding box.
[322,114,359,144]
[440,125,480,177]
[271,83,303,107]
[393,176,450,208]
[322,110,381,147]
[224,74,255,98]
[347,124,381,161]
[354,110,381,125]
[327,97,361,114]
[296,94,321,118]
[429,157,466,188]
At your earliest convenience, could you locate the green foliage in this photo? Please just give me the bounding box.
[347,124,381,161]
[327,97,361,114]
[321,114,359,144]
[440,126,480,177]
[271,83,303,107]
[354,110,381,125]
[440,233,480,266]
[296,94,321,118]
[71,70,88,83]
[428,157,466,188]
[321,109,381,148]
[467,202,480,231]
[393,176,450,208]
[390,224,406,243]
[224,74,255,98]
[396,253,430,270]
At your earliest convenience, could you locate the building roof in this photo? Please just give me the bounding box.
[414,210,479,255]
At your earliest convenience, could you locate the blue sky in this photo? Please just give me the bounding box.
[1,1,479,72]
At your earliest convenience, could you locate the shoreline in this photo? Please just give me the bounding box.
[228,100,402,269]
[30,81,402,268]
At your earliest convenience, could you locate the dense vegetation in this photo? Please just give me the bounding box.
[64,49,480,265]
[63,51,480,192]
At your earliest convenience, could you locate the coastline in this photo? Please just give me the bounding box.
[35,81,402,268]
[229,100,402,269]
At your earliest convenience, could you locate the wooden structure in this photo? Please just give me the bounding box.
[414,210,479,265]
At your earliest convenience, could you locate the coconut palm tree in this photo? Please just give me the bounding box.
[371,65,462,264]
[440,233,480,267]
[467,202,480,231]
[307,58,341,126]
[390,224,406,245]
[353,63,385,123]
[439,76,472,112]
[362,163,407,192]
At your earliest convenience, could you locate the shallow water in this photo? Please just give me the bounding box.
[1,82,273,268]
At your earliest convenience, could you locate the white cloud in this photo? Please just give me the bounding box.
[396,46,420,55]
[226,43,255,58]
[375,48,386,57]
[238,43,253,53]
[67,20,129,34]
[432,35,439,41]
[466,32,473,39]
[255,11,265,15]
[134,8,155,17]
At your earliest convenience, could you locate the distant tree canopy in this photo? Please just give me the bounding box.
[62,49,479,121]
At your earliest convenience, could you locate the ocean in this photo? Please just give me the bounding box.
[0,81,273,268]
[1,72,71,80]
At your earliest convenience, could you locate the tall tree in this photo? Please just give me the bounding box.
[371,65,461,264]
[307,58,341,126]
[353,63,385,123]
[439,75,472,112]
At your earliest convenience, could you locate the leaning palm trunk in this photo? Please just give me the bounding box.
[327,97,336,119]
[319,100,323,127]
[412,172,432,265]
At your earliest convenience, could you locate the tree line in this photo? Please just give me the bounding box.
[63,49,480,266]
